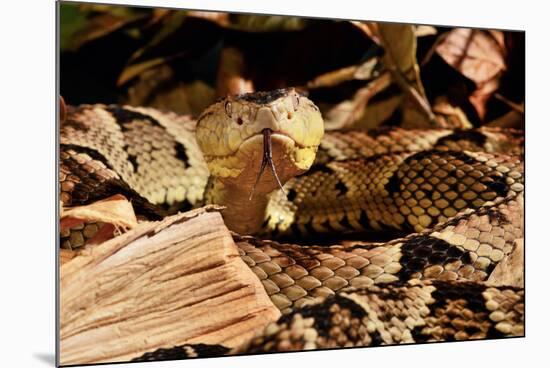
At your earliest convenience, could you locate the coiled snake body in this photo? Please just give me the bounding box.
[59,88,524,359]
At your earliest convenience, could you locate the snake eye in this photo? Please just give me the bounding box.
[225,101,232,117]
[292,94,300,111]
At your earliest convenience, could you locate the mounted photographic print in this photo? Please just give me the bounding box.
[57,1,525,366]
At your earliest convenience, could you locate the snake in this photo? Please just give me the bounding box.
[59,88,524,360]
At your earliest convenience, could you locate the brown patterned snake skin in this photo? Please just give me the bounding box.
[59,88,524,360]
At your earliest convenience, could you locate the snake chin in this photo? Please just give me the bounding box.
[211,133,316,195]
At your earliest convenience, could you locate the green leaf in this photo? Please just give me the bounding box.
[59,3,88,51]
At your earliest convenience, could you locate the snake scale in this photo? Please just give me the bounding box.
[59,88,524,360]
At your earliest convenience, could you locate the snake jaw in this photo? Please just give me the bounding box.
[249,129,287,201]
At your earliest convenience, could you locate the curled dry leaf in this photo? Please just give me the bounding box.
[60,194,138,249]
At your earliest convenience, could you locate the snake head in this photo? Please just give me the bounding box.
[196,88,324,195]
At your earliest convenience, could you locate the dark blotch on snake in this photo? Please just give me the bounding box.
[174,142,189,165]
[127,153,138,172]
[106,106,163,130]
[335,182,348,195]
[435,130,487,148]
[396,235,471,281]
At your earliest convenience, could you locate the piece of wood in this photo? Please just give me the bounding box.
[59,248,76,266]
[60,205,280,365]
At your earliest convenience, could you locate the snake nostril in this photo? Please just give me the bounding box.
[237,117,243,125]
[287,112,292,120]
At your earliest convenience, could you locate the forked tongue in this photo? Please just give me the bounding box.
[249,128,287,200]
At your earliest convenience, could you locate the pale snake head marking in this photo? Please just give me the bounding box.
[196,88,324,198]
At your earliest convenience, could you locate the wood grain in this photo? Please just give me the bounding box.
[60,205,280,365]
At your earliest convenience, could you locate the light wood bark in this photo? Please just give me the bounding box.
[60,205,280,365]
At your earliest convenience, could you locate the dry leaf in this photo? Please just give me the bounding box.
[431,96,473,129]
[494,93,524,114]
[216,47,254,97]
[436,28,506,84]
[60,195,138,249]
[118,57,172,86]
[377,23,434,127]
[470,76,500,119]
[128,11,188,63]
[377,23,426,95]
[307,66,358,89]
[352,94,402,130]
[322,72,392,130]
[351,21,380,44]
[306,58,379,89]
[61,194,137,230]
[486,109,524,129]
[126,64,216,116]
[188,11,229,26]
[354,58,380,79]
[146,8,171,27]
[415,25,437,37]
[436,28,506,119]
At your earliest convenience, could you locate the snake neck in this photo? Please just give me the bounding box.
[205,178,270,235]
